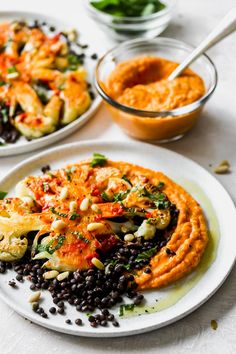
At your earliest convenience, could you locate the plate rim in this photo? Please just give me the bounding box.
[0,139,236,337]
[0,10,102,157]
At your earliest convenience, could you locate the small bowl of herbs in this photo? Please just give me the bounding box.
[84,0,176,41]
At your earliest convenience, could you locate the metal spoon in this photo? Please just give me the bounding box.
[168,8,236,81]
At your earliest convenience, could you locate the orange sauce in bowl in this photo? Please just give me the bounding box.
[103,56,205,141]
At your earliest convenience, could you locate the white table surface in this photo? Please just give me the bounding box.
[0,0,236,353]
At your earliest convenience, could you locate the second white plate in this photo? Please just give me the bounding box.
[0,11,104,156]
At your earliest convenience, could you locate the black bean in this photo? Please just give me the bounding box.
[107,314,114,321]
[112,320,119,327]
[88,315,95,323]
[41,313,48,318]
[91,53,98,60]
[57,308,65,315]
[65,319,72,324]
[16,274,23,282]
[57,301,64,308]
[144,267,152,274]
[41,165,51,173]
[49,307,56,314]
[101,309,109,316]
[101,320,107,327]
[75,318,82,326]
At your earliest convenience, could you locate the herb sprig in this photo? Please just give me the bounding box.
[90,153,108,168]
[37,235,65,254]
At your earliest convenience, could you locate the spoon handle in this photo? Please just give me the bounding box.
[168,8,236,80]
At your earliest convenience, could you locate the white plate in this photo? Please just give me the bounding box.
[0,11,103,157]
[0,140,235,337]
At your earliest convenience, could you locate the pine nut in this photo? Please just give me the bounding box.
[91,204,101,213]
[60,187,69,200]
[91,257,105,270]
[80,197,90,211]
[57,271,70,282]
[51,219,66,231]
[43,270,59,280]
[69,201,77,213]
[219,160,230,167]
[87,222,103,231]
[28,291,41,303]
[124,234,134,242]
[214,165,230,174]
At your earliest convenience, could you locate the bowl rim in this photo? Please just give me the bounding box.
[84,0,176,23]
[95,37,218,118]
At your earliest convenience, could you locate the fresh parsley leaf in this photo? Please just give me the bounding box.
[37,236,65,254]
[0,191,7,199]
[7,65,17,74]
[90,153,107,168]
[135,246,157,262]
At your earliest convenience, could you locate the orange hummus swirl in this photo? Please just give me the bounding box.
[134,170,208,289]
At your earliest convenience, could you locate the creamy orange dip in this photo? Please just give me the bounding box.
[104,56,206,141]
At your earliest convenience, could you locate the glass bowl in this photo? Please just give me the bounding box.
[95,37,218,142]
[84,0,176,41]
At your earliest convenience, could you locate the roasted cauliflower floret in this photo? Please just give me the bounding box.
[0,213,49,261]
[61,75,91,125]
[15,113,57,139]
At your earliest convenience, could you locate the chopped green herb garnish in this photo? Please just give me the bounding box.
[65,169,72,181]
[90,0,166,17]
[157,181,165,190]
[90,153,108,167]
[0,191,7,199]
[69,212,80,220]
[135,246,157,262]
[72,231,90,244]
[0,108,8,123]
[0,81,6,87]
[119,304,135,316]
[140,186,170,210]
[122,174,132,186]
[146,218,156,225]
[67,53,82,71]
[7,65,17,74]
[37,235,65,254]
[101,191,111,201]
[113,189,130,202]
[49,207,68,218]
[42,182,50,193]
